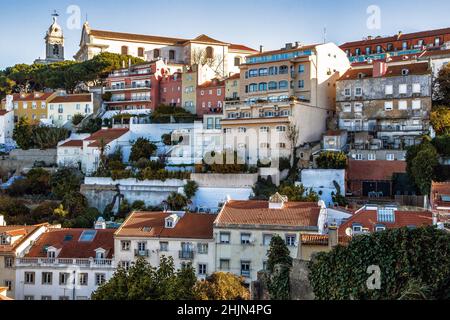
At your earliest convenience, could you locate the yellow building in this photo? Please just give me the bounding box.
[225,73,240,101]
[181,64,216,114]
[12,92,57,124]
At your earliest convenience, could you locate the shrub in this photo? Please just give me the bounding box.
[129,138,157,162]
[316,152,347,169]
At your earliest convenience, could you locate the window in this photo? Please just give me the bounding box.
[260,143,270,148]
[365,47,371,55]
[42,272,52,285]
[4,280,12,291]
[276,126,286,132]
[4,257,13,268]
[219,232,230,244]
[375,225,386,232]
[269,66,278,75]
[355,48,361,56]
[248,83,258,92]
[384,101,393,111]
[23,103,28,109]
[355,154,363,160]
[268,81,277,90]
[220,259,230,271]
[47,250,56,258]
[59,296,69,300]
[154,49,160,59]
[95,273,106,286]
[24,296,34,300]
[121,46,129,55]
[119,261,130,270]
[59,272,70,285]
[387,43,393,51]
[355,87,362,96]
[121,240,130,251]
[259,68,268,76]
[278,142,287,149]
[198,264,207,276]
[278,81,288,89]
[343,103,351,112]
[285,234,296,246]
[402,41,408,50]
[386,154,395,161]
[197,243,208,254]
[248,69,258,77]
[352,225,363,233]
[169,50,175,60]
[412,100,421,110]
[238,127,247,133]
[263,234,273,246]
[24,272,35,284]
[354,103,363,112]
[206,46,214,59]
[413,83,421,93]
[234,56,241,66]
[241,233,251,244]
[41,296,52,300]
[279,65,288,74]
[398,100,407,110]
[160,242,169,252]
[376,45,382,53]
[401,69,409,76]
[138,241,147,251]
[399,84,407,94]
[241,261,251,277]
[79,273,88,286]
[368,153,376,161]
[435,37,441,46]
[258,83,267,91]
[298,64,305,73]
[137,47,145,57]
[217,88,222,96]
[344,88,351,97]
[298,80,305,89]
[260,126,269,133]
[385,85,393,95]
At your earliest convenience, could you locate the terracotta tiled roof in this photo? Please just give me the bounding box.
[198,79,225,89]
[229,44,258,52]
[215,200,320,228]
[300,234,329,245]
[0,110,11,116]
[26,229,115,259]
[347,160,406,181]
[85,128,129,147]
[90,29,187,45]
[340,62,430,80]
[12,92,54,101]
[49,94,92,104]
[59,140,84,148]
[340,27,450,48]
[0,225,47,253]
[115,212,215,239]
[187,34,227,45]
[338,208,433,238]
[419,48,450,58]
[226,73,240,81]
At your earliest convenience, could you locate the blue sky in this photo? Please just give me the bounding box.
[1,0,450,69]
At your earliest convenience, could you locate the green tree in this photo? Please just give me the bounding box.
[50,168,83,199]
[266,235,293,300]
[431,106,450,135]
[308,227,450,300]
[0,196,31,225]
[316,151,347,169]
[408,143,439,195]
[166,192,188,211]
[434,64,450,105]
[13,117,33,150]
[183,181,199,199]
[129,138,157,163]
[26,168,52,195]
[92,256,197,300]
[72,114,85,126]
[194,272,250,300]
[277,184,319,202]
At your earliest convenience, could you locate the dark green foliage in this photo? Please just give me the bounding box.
[202,151,247,174]
[0,196,31,225]
[166,192,188,211]
[150,105,195,123]
[129,138,157,163]
[251,176,277,200]
[183,181,199,199]
[8,168,51,196]
[72,114,85,126]
[12,118,69,150]
[277,183,319,202]
[50,167,83,199]
[433,135,450,156]
[266,235,293,300]
[278,157,292,171]
[406,141,439,195]
[434,64,450,106]
[131,200,146,211]
[316,152,347,169]
[91,257,197,300]
[12,117,33,150]
[308,227,450,300]
[77,117,103,134]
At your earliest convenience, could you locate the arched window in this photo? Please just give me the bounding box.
[121,46,129,55]
[248,83,258,92]
[278,81,288,89]
[53,44,59,55]
[154,49,160,59]
[258,68,268,76]
[248,69,258,77]
[279,65,288,74]
[169,50,175,60]
[234,56,241,66]
[269,66,278,75]
[258,83,267,91]
[138,47,145,57]
[206,46,214,59]
[268,81,277,90]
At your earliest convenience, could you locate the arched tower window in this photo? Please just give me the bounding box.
[121,46,129,55]
[206,46,214,59]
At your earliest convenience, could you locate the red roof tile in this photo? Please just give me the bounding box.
[13,92,54,102]
[229,44,258,52]
[0,224,48,253]
[340,62,430,80]
[215,200,320,228]
[115,212,215,239]
[49,94,92,104]
[26,229,115,259]
[85,128,129,147]
[59,140,84,148]
[347,160,406,181]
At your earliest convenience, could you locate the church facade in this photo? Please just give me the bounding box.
[74,22,257,77]
[35,13,65,64]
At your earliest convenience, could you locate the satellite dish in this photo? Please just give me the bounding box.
[345,227,353,237]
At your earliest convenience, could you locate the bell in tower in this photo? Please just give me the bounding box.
[37,10,65,64]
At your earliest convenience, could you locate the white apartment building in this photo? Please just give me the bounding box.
[48,93,94,127]
[0,109,14,145]
[15,228,115,300]
[0,223,50,299]
[114,211,216,279]
[213,193,328,282]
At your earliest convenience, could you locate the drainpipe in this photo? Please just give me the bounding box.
[72,270,76,300]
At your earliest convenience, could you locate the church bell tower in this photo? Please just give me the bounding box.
[45,10,65,62]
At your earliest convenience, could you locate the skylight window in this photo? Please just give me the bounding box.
[441,195,450,202]
[64,235,73,241]
[79,230,97,242]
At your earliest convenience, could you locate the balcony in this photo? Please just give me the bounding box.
[375,125,426,132]
[134,249,150,257]
[104,84,152,92]
[16,257,114,268]
[106,97,152,104]
[178,250,194,260]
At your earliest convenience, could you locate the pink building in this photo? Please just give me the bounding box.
[196,78,225,116]
[160,72,182,107]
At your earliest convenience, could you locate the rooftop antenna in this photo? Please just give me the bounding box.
[323,27,327,44]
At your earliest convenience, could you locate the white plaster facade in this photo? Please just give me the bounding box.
[47,93,94,127]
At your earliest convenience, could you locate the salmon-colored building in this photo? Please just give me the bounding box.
[159,72,182,107]
[196,78,225,116]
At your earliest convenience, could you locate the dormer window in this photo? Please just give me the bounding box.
[47,250,56,258]
[401,69,409,76]
[166,219,174,228]
[375,225,386,232]
[95,248,106,260]
[0,235,11,245]
[352,224,363,233]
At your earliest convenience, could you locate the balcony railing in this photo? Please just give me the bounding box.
[178,250,194,260]
[134,249,150,257]
[105,84,152,91]
[375,125,426,132]
[16,257,114,268]
[107,97,151,103]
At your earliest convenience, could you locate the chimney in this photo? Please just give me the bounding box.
[94,217,106,230]
[432,213,438,226]
[0,214,5,226]
[285,43,293,50]
[328,226,338,248]
[259,45,264,53]
[268,193,288,210]
[373,60,387,77]
[367,36,373,40]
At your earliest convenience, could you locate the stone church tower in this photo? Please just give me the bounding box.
[35,12,65,64]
